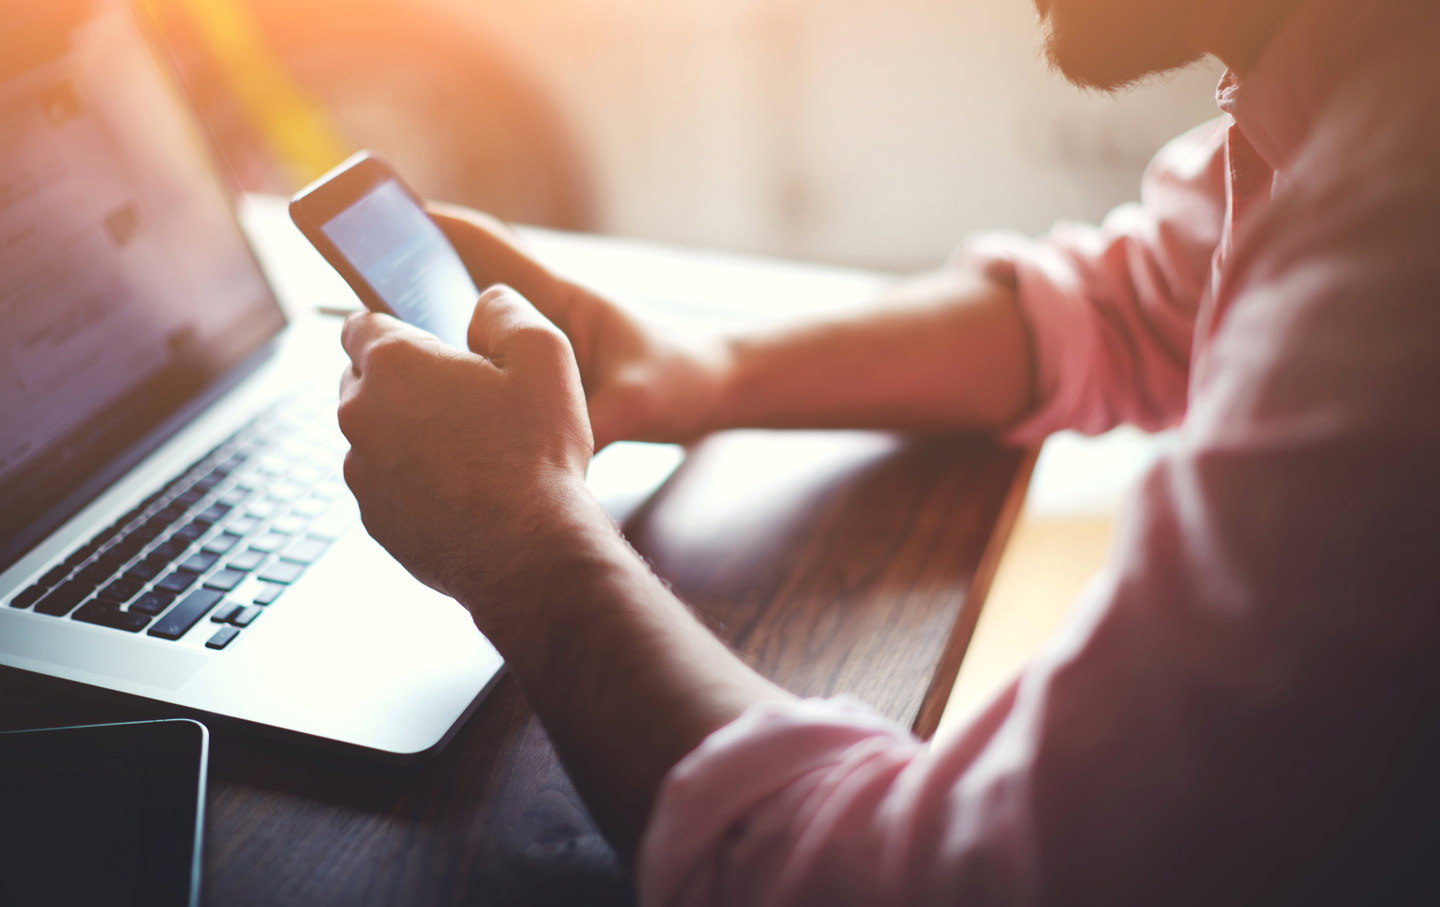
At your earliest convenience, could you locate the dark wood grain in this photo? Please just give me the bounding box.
[0,429,1028,907]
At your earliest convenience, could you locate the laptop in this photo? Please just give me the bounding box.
[0,0,524,759]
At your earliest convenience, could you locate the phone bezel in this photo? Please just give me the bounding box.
[288,151,432,317]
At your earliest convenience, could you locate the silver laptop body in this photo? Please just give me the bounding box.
[0,0,503,759]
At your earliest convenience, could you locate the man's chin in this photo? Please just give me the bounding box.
[1040,10,1199,92]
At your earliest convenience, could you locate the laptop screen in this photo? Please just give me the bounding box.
[0,0,286,567]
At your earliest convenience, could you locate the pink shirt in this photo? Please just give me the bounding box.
[638,0,1440,903]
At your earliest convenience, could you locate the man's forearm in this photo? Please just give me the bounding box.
[466,489,791,859]
[709,266,1033,435]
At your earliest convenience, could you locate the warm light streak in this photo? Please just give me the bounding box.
[144,0,350,184]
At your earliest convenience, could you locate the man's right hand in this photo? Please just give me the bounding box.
[430,204,732,449]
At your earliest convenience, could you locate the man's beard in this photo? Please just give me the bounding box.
[1036,0,1203,92]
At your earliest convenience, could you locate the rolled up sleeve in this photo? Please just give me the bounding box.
[957,117,1229,444]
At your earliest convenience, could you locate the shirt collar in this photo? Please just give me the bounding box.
[1214,0,1425,171]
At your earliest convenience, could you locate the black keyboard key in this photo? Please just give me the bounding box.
[10,585,45,609]
[111,546,145,566]
[202,532,242,555]
[249,532,287,553]
[280,537,329,565]
[203,569,245,592]
[218,488,250,507]
[245,501,280,520]
[97,551,127,569]
[173,488,205,507]
[175,519,209,541]
[141,516,172,536]
[148,589,223,640]
[74,562,115,587]
[157,504,188,522]
[123,560,164,583]
[33,580,91,617]
[148,549,179,568]
[130,591,175,615]
[110,536,146,557]
[38,565,70,587]
[253,582,285,605]
[205,626,240,650]
[228,549,266,572]
[62,547,93,569]
[72,600,150,633]
[198,504,231,523]
[211,603,242,623]
[96,579,143,604]
[151,538,190,561]
[223,607,260,627]
[257,561,305,585]
[178,552,219,574]
[132,521,166,542]
[154,571,198,594]
[227,516,262,536]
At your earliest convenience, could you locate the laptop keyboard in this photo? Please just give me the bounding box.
[6,389,358,650]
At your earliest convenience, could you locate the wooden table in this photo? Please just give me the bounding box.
[0,212,1033,905]
[0,429,1028,905]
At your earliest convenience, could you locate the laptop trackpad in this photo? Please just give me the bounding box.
[0,610,206,691]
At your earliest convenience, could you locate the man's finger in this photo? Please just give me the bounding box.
[468,285,573,372]
[340,310,412,372]
[339,362,359,398]
[429,204,577,333]
[336,364,364,443]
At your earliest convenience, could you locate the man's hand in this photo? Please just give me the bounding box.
[337,281,789,857]
[430,204,732,449]
[338,285,605,640]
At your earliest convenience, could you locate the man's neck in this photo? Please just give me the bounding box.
[1198,0,1306,74]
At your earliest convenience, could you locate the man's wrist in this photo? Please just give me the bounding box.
[700,331,745,435]
[453,482,637,664]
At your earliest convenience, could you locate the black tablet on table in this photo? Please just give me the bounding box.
[0,719,208,907]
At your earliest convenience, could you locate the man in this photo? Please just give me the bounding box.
[335,0,1440,901]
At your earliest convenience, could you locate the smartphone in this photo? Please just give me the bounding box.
[0,719,208,907]
[289,151,479,348]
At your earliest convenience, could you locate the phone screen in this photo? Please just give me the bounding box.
[319,178,479,347]
[0,720,207,907]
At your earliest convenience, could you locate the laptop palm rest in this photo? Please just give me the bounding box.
[0,610,207,691]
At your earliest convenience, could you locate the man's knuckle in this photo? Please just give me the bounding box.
[341,313,366,348]
[365,336,412,373]
[512,322,569,356]
[341,449,363,488]
[336,397,362,438]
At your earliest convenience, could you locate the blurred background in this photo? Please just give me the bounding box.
[146,0,1223,272]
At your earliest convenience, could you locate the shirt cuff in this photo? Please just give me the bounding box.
[637,695,911,907]
[951,230,1100,446]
